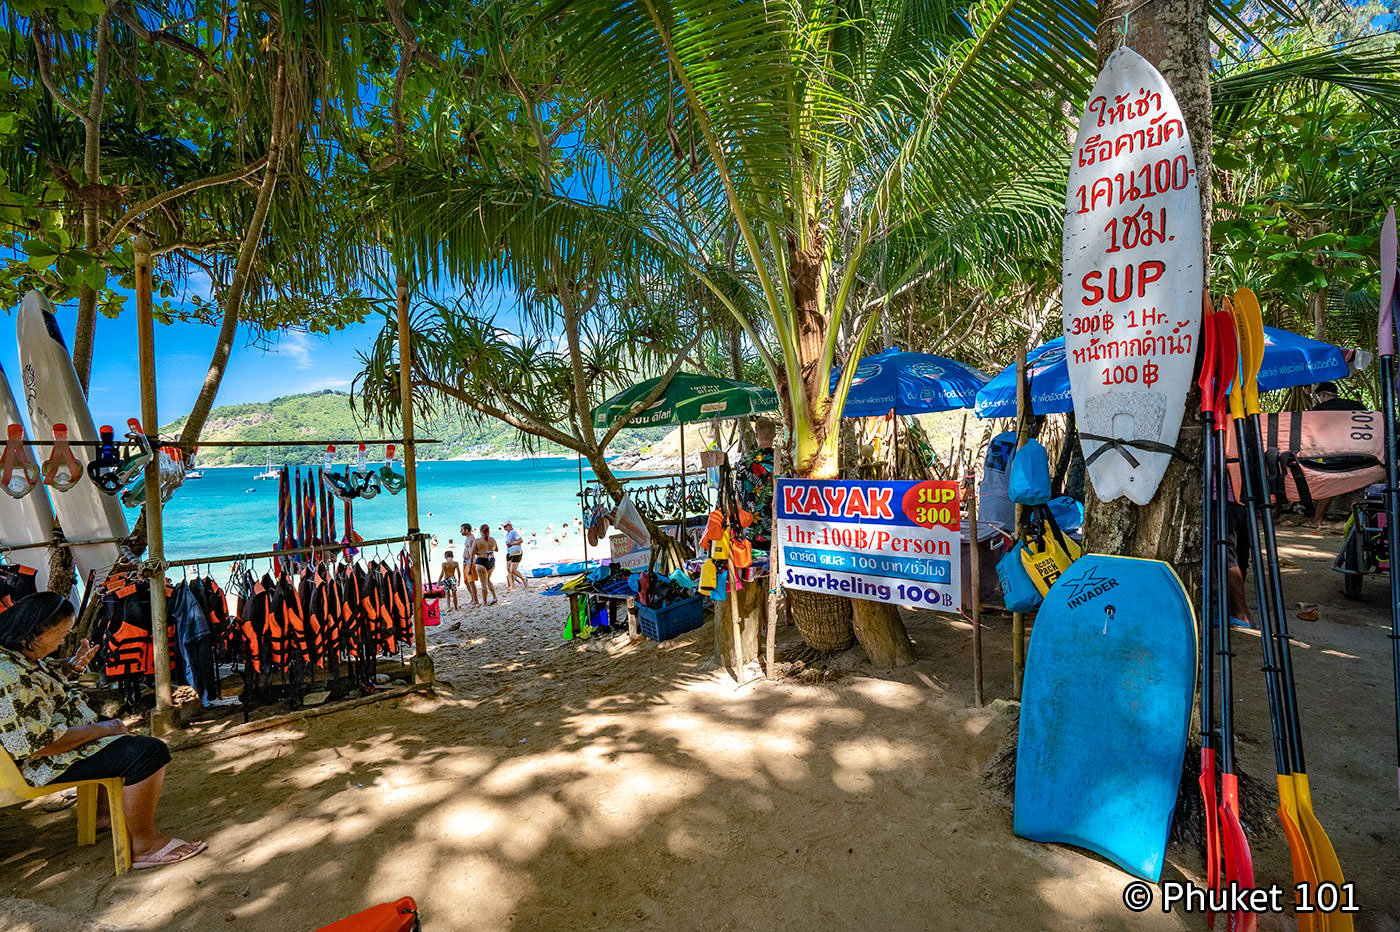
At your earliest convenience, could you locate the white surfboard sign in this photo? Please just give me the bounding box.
[17,290,128,581]
[1062,47,1204,506]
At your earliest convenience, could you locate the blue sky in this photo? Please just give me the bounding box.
[1,290,391,430]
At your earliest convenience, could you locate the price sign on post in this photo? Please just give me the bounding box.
[1062,47,1204,506]
[775,478,961,610]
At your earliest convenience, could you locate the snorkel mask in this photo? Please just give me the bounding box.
[116,418,153,488]
[0,424,40,499]
[41,424,83,491]
[320,444,359,501]
[351,443,380,500]
[87,424,125,495]
[378,444,406,494]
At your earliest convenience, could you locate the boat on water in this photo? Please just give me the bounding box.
[185,469,205,480]
[253,456,279,480]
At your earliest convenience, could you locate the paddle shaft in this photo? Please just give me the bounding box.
[1200,409,1217,753]
[1382,350,1400,791]
[1244,411,1309,774]
[1214,424,1238,776]
[1232,414,1295,776]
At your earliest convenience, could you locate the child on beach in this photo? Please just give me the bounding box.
[438,551,461,611]
[474,524,499,606]
[459,523,480,606]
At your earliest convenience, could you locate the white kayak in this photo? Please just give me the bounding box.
[0,359,55,590]
[17,290,128,581]
[1062,47,1204,506]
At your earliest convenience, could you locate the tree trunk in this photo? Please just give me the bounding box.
[1085,0,1212,571]
[72,11,111,393]
[850,599,915,668]
[178,59,289,449]
[717,577,764,672]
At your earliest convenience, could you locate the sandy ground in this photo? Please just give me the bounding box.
[1,523,1397,931]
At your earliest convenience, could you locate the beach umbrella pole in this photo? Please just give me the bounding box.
[134,233,176,738]
[397,272,433,687]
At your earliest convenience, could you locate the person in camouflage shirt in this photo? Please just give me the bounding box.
[0,592,206,869]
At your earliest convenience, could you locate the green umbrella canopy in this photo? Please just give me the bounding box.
[593,371,779,429]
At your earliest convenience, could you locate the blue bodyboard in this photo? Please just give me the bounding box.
[1012,555,1196,881]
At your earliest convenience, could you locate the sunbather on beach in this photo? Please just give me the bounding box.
[0,593,206,870]
[474,524,499,605]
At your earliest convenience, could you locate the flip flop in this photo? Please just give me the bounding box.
[132,838,207,870]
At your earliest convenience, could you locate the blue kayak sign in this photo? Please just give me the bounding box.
[775,478,962,611]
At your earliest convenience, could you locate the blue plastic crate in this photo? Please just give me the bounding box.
[637,597,706,642]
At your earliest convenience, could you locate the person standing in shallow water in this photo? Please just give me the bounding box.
[474,523,499,605]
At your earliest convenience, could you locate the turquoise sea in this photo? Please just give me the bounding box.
[124,457,617,566]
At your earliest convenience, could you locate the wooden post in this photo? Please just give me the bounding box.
[765,432,781,676]
[1011,347,1029,700]
[134,233,175,737]
[397,272,434,686]
[679,425,687,559]
[968,473,983,707]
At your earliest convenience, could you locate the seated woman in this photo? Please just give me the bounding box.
[0,592,206,869]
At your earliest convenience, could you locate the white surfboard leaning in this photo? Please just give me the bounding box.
[17,290,128,581]
[0,360,56,590]
[1062,47,1204,506]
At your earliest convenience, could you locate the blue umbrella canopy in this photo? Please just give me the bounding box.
[830,347,990,418]
[974,328,1358,419]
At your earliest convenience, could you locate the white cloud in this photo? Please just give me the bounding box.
[302,377,352,392]
[277,331,314,369]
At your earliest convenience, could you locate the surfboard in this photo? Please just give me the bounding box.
[0,360,56,591]
[1013,554,1196,881]
[1062,47,1204,506]
[16,291,127,581]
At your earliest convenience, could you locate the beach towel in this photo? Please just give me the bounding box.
[1224,409,1385,508]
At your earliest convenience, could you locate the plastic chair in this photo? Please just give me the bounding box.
[0,749,130,875]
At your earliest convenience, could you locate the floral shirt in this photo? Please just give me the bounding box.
[0,645,115,786]
[737,446,775,549]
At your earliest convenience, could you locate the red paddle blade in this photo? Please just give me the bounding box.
[1219,773,1257,932]
[1198,296,1218,416]
[1212,311,1239,427]
[1198,748,1223,925]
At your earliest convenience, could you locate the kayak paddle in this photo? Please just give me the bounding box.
[1227,293,1319,932]
[1379,206,1400,803]
[1211,309,1255,932]
[1196,295,1223,915]
[1235,287,1350,932]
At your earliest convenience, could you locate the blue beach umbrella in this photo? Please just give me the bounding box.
[831,347,990,418]
[974,327,1358,418]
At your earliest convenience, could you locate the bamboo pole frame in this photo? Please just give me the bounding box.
[397,273,433,687]
[969,474,983,707]
[134,233,176,738]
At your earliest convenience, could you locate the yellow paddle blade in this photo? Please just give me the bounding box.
[1224,296,1247,421]
[1293,774,1353,932]
[1232,288,1266,416]
[1277,775,1320,932]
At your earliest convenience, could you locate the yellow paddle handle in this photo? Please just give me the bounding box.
[1224,296,1246,420]
[1233,288,1265,416]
